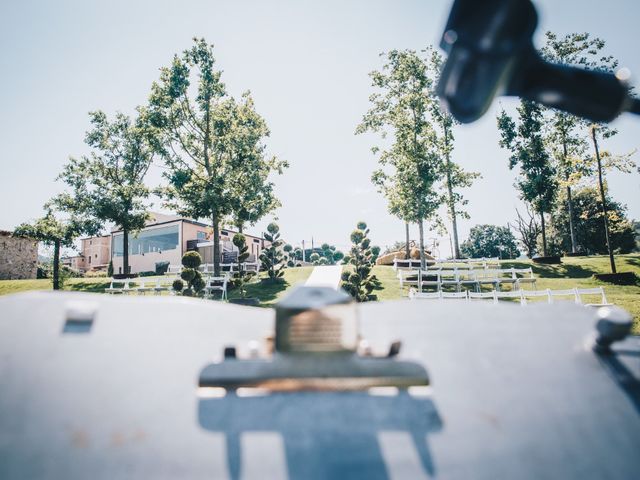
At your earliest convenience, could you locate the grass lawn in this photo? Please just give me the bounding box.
[1,256,637,332]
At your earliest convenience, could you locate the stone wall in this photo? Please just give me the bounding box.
[0,231,38,280]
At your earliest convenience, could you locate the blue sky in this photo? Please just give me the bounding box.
[1,0,638,256]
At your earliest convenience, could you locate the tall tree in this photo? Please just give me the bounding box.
[358,49,444,268]
[150,39,282,276]
[497,101,557,256]
[227,92,288,233]
[427,48,480,259]
[540,32,614,254]
[588,125,636,272]
[57,110,155,276]
[14,208,99,290]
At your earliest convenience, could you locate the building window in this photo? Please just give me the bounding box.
[112,224,179,257]
[88,256,91,264]
[197,231,207,240]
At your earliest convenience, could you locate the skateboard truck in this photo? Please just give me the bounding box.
[198,285,429,392]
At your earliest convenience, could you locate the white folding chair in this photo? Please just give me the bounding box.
[495,290,526,306]
[408,289,442,300]
[468,291,498,304]
[205,275,229,301]
[418,270,441,291]
[514,267,536,290]
[576,287,611,307]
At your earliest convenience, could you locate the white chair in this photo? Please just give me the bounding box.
[418,270,441,291]
[495,290,526,305]
[205,275,229,301]
[549,289,581,304]
[513,267,536,290]
[439,269,461,292]
[153,278,173,295]
[133,279,155,295]
[398,269,421,289]
[105,279,126,294]
[468,291,498,304]
[458,270,480,292]
[440,291,469,300]
[576,287,611,307]
[495,268,518,291]
[408,289,442,300]
[476,269,500,291]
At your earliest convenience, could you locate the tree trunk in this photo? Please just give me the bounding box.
[212,216,221,277]
[566,184,577,254]
[52,239,60,290]
[444,123,461,259]
[562,140,578,254]
[540,211,547,257]
[404,222,410,259]
[418,220,426,270]
[591,127,616,273]
[123,229,129,276]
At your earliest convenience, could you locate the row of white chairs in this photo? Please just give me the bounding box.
[408,287,610,307]
[398,268,536,292]
[167,262,259,275]
[392,257,501,272]
[105,274,230,300]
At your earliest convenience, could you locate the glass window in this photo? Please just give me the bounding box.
[197,231,207,240]
[112,224,179,257]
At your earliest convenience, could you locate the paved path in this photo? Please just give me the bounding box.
[304,265,343,290]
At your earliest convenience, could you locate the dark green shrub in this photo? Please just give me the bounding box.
[182,251,202,269]
[155,261,170,275]
[139,271,156,277]
[172,279,184,291]
[260,222,285,282]
[341,221,380,302]
[107,260,113,277]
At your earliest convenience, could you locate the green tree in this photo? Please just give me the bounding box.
[550,185,636,255]
[14,208,99,290]
[227,92,288,233]
[358,49,444,268]
[149,38,233,276]
[427,48,480,259]
[57,110,155,276]
[460,225,520,259]
[260,222,285,282]
[341,222,380,302]
[497,101,557,256]
[539,32,608,254]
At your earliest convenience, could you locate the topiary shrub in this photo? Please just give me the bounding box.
[107,260,114,277]
[179,251,204,295]
[341,221,381,302]
[172,279,184,292]
[260,222,285,283]
[232,233,256,298]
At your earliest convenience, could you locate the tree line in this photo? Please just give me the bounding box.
[15,38,286,289]
[359,33,637,271]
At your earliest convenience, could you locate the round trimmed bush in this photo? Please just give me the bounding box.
[181,269,196,282]
[182,251,202,269]
[172,279,184,291]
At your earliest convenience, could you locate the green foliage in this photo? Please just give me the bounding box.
[309,252,320,263]
[182,251,202,269]
[341,222,380,302]
[107,260,114,277]
[172,279,184,292]
[460,225,520,259]
[155,261,170,275]
[232,233,255,298]
[179,251,204,294]
[550,185,637,255]
[358,49,448,265]
[260,222,285,281]
[56,110,155,274]
[497,100,557,255]
[149,38,284,276]
[14,208,99,290]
